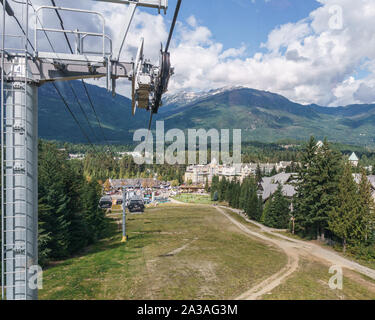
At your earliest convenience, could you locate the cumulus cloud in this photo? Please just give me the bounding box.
[354,83,375,104]
[163,0,375,106]
[5,0,375,106]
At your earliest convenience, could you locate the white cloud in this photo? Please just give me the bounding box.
[5,0,375,107]
[165,0,375,106]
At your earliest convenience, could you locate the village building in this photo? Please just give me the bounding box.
[352,174,375,201]
[349,152,359,167]
[184,159,293,185]
[259,173,297,202]
[108,178,169,191]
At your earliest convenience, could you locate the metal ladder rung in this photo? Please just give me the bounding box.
[3,285,26,289]
[4,188,33,192]
[4,270,26,275]
[3,216,27,219]
[3,257,27,261]
[3,103,27,107]
[3,245,31,250]
[2,146,31,151]
[4,201,33,205]
[3,245,24,250]
[3,174,28,177]
[4,229,33,233]
[3,118,30,121]
[3,242,34,248]
[4,171,28,175]
[4,165,32,170]
[3,228,28,232]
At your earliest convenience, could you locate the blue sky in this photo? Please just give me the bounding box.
[71,0,375,106]
[91,0,375,107]
[150,0,321,55]
[4,0,375,106]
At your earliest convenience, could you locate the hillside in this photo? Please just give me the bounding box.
[160,88,375,146]
[39,82,375,146]
[38,81,149,144]
[38,204,375,300]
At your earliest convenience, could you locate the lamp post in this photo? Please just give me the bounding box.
[290,202,295,235]
[121,188,128,243]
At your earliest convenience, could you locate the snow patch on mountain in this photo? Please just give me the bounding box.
[163,86,247,107]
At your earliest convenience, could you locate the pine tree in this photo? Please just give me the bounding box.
[294,137,342,239]
[313,139,343,240]
[294,136,318,237]
[210,175,219,200]
[271,166,277,176]
[38,142,72,259]
[239,178,249,210]
[255,164,262,184]
[261,199,271,224]
[205,176,209,193]
[264,184,290,229]
[245,176,261,221]
[219,177,228,201]
[357,167,375,244]
[328,162,360,253]
[81,180,109,243]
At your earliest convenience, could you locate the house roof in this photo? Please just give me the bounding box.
[349,152,359,161]
[261,183,296,201]
[353,174,375,189]
[262,173,293,185]
[260,172,297,201]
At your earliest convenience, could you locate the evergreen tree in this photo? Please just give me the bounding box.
[328,162,360,253]
[264,184,290,229]
[205,176,209,193]
[255,164,263,184]
[245,176,262,221]
[294,137,342,239]
[210,175,219,200]
[271,166,277,176]
[261,199,271,224]
[81,180,109,243]
[239,178,250,210]
[357,167,375,244]
[218,177,228,201]
[38,142,72,259]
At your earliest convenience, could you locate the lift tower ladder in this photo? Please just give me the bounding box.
[1,0,38,300]
[1,0,169,300]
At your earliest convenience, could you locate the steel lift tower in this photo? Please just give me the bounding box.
[1,0,175,300]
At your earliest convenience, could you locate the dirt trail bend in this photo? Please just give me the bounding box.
[215,206,299,300]
[215,206,375,300]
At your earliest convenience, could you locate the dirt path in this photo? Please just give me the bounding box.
[162,238,198,257]
[168,198,189,205]
[215,206,375,300]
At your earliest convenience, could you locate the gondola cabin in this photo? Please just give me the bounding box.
[99,196,113,209]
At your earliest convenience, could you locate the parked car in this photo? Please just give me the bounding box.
[127,198,145,213]
[99,196,112,209]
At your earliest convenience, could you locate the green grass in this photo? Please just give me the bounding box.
[39,205,287,300]
[173,193,213,205]
[263,259,375,300]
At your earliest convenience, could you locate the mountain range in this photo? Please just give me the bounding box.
[38,81,375,146]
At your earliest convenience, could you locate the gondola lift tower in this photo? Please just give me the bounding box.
[1,0,179,300]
